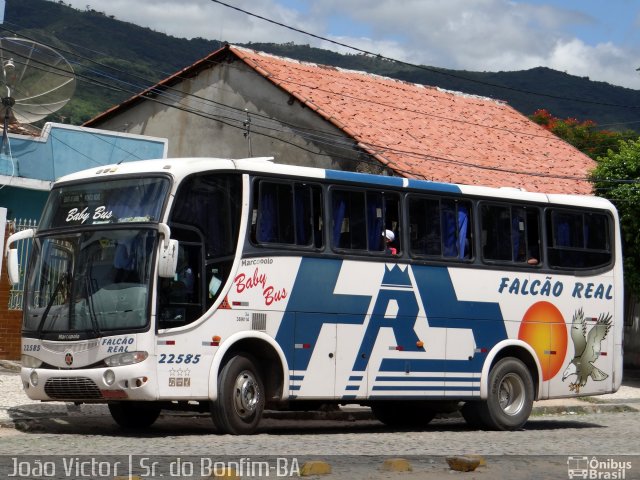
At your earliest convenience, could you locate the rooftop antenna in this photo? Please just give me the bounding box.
[0,37,76,158]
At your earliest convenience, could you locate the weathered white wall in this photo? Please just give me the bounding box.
[91,59,375,173]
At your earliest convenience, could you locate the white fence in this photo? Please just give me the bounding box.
[8,218,37,310]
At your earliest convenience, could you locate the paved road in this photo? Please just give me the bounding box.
[2,362,640,478]
[1,410,639,479]
[0,409,639,456]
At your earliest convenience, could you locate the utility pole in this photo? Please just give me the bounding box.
[243,109,253,157]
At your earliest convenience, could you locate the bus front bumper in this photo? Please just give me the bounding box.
[20,362,158,402]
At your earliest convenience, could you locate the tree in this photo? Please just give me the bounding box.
[530,109,633,159]
[591,139,640,295]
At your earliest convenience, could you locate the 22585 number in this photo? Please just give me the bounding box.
[159,353,201,364]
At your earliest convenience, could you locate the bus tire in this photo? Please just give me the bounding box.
[371,401,436,428]
[211,354,265,435]
[108,402,161,429]
[479,357,534,431]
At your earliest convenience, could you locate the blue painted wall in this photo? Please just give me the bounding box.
[0,123,167,181]
[0,187,48,221]
[0,123,168,222]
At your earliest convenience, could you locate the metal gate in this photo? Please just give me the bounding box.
[8,218,37,310]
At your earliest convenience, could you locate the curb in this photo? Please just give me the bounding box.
[0,360,21,372]
[531,403,638,416]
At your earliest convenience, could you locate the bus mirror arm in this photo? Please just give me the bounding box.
[157,223,178,278]
[4,228,34,285]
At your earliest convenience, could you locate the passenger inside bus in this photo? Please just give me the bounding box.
[383,229,398,255]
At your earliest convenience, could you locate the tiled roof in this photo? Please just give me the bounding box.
[87,45,595,194]
[230,46,594,194]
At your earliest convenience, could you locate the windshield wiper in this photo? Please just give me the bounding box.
[37,273,68,333]
[84,270,102,338]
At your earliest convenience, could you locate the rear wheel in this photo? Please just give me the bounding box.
[466,357,534,431]
[108,402,161,429]
[371,401,437,428]
[211,354,265,435]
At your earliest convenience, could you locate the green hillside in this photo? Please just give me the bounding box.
[5,0,640,130]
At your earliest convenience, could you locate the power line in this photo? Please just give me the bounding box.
[208,0,640,110]
[2,22,638,160]
[2,26,637,187]
[0,42,610,184]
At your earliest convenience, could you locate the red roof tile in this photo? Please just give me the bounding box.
[86,44,595,194]
[230,46,595,194]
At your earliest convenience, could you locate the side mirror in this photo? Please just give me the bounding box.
[7,248,19,284]
[5,228,35,285]
[157,223,178,278]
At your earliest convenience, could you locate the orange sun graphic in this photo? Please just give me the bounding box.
[517,301,568,381]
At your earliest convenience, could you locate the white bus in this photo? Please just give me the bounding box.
[6,157,623,434]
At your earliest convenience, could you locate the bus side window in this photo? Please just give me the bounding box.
[481,204,540,265]
[383,194,401,255]
[547,210,611,269]
[409,196,441,256]
[442,199,472,260]
[332,189,366,250]
[258,182,294,244]
[159,242,202,328]
[294,183,323,248]
[163,173,242,329]
[366,191,384,252]
[253,181,323,248]
[206,261,232,308]
[481,204,511,261]
[332,189,400,254]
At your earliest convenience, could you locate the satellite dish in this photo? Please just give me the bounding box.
[0,37,76,129]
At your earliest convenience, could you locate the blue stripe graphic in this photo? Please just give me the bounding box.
[375,376,477,382]
[325,169,405,188]
[372,385,480,391]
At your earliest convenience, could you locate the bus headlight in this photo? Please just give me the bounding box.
[22,354,43,369]
[104,351,148,367]
[30,370,39,387]
[103,369,116,386]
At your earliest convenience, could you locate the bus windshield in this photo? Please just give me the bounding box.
[24,229,157,338]
[39,177,169,229]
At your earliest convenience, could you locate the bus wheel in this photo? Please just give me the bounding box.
[211,354,265,435]
[108,402,161,429]
[371,401,436,428]
[479,357,534,431]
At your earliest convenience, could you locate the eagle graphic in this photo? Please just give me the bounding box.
[562,309,612,393]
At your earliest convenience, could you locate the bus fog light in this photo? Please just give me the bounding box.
[29,371,38,387]
[104,369,116,386]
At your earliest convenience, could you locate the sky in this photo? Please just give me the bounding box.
[59,0,640,90]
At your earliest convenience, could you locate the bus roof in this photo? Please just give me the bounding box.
[54,157,613,210]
